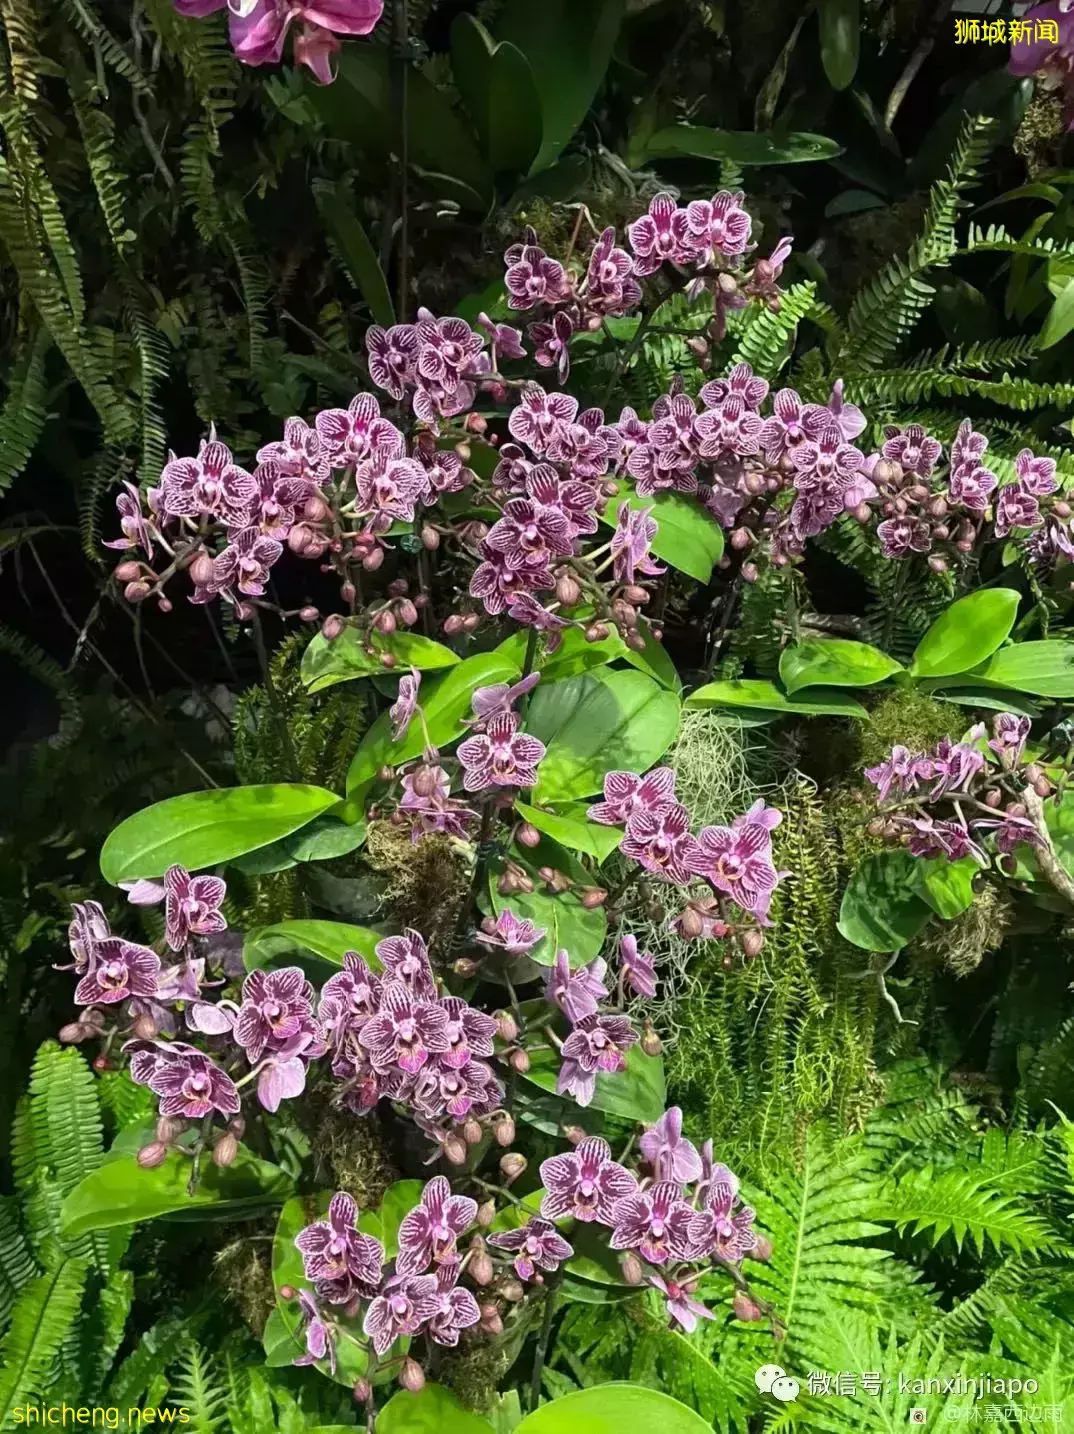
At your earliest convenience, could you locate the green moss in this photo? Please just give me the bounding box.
[914,880,1013,978]
[301,1088,399,1208]
[213,1226,277,1335]
[858,689,956,771]
[365,820,470,966]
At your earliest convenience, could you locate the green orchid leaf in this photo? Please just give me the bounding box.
[909,589,1020,680]
[302,629,459,693]
[686,678,868,719]
[838,851,934,952]
[779,637,902,694]
[244,919,381,972]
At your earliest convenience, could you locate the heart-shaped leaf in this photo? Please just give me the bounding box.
[100,784,341,884]
[779,638,902,694]
[909,589,1020,680]
[911,857,979,919]
[526,668,681,803]
[488,836,606,967]
[838,851,934,952]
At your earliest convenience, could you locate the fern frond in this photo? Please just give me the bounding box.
[0,327,50,495]
[963,221,1074,261]
[168,1342,228,1434]
[0,1198,37,1339]
[729,281,816,378]
[0,1260,88,1425]
[58,0,150,90]
[879,1165,1054,1256]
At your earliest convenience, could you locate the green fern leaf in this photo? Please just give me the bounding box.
[0,1199,37,1339]
[0,328,50,495]
[0,1260,88,1425]
[878,1165,1054,1256]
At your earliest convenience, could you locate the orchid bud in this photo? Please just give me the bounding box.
[556,574,582,606]
[730,527,753,552]
[212,1133,239,1168]
[563,1125,587,1145]
[362,546,385,572]
[751,1235,773,1262]
[498,871,520,895]
[517,822,541,849]
[454,957,480,978]
[1035,775,1051,797]
[397,599,419,627]
[421,525,440,550]
[612,599,638,628]
[580,887,607,909]
[463,1118,484,1146]
[58,1022,88,1044]
[928,555,948,574]
[400,1359,425,1394]
[131,1013,158,1040]
[410,765,439,798]
[717,271,739,295]
[678,905,704,940]
[288,524,313,554]
[640,1027,663,1057]
[465,412,488,435]
[741,930,765,959]
[741,562,759,584]
[866,818,886,838]
[502,1279,525,1303]
[495,1113,516,1146]
[851,502,872,524]
[1054,499,1071,519]
[496,1011,519,1044]
[625,630,647,651]
[443,613,464,635]
[299,605,320,622]
[620,1252,645,1286]
[585,623,610,643]
[500,1151,527,1183]
[303,494,329,523]
[462,613,481,633]
[322,614,345,641]
[469,1251,494,1286]
[733,1289,765,1322]
[455,441,471,463]
[115,560,144,583]
[352,1379,372,1405]
[137,1141,169,1169]
[124,580,151,603]
[508,1048,530,1075]
[380,652,397,669]
[477,1199,496,1228]
[157,1116,184,1143]
[479,1305,503,1336]
[984,788,1003,808]
[92,1055,113,1071]
[227,1115,246,1138]
[279,1285,297,1301]
[443,1135,468,1165]
[686,335,710,365]
[375,609,397,635]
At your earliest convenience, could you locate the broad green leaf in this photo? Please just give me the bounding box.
[837,851,934,952]
[232,813,367,875]
[912,856,979,919]
[379,1384,495,1434]
[1040,274,1074,349]
[526,668,681,803]
[346,651,521,801]
[496,0,624,174]
[909,589,1020,680]
[272,1195,371,1387]
[818,0,860,90]
[645,125,843,166]
[357,1180,425,1259]
[506,153,593,207]
[100,784,341,884]
[598,485,724,583]
[521,1041,665,1123]
[302,629,459,693]
[968,640,1074,698]
[622,619,683,693]
[312,48,491,202]
[686,678,868,719]
[314,182,395,327]
[515,1383,712,1433]
[779,638,902,694]
[62,1144,294,1238]
[261,1306,297,1368]
[451,16,542,176]
[489,836,606,967]
[515,801,623,863]
[933,687,1041,718]
[496,625,626,681]
[244,919,381,972]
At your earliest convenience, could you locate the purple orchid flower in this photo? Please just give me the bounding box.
[65,901,111,974]
[159,435,256,520]
[544,951,610,1025]
[609,1181,695,1265]
[396,1176,478,1275]
[105,481,155,558]
[619,933,656,999]
[234,967,316,1063]
[620,802,700,886]
[649,1273,716,1334]
[864,746,935,802]
[426,1264,481,1347]
[358,983,450,1075]
[688,1171,757,1262]
[466,672,542,728]
[539,1136,637,1223]
[475,910,546,958]
[295,1191,385,1297]
[439,996,497,1069]
[457,714,545,792]
[489,1217,574,1281]
[163,864,227,951]
[639,1107,702,1183]
[362,1273,440,1356]
[611,504,666,586]
[212,526,283,597]
[988,712,1031,766]
[130,1041,241,1118]
[291,1289,336,1375]
[587,767,676,827]
[74,938,160,1007]
[558,1014,638,1107]
[365,325,419,401]
[628,193,692,276]
[374,929,437,999]
[257,415,331,485]
[390,670,421,743]
[995,482,1044,539]
[690,821,784,922]
[504,235,571,312]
